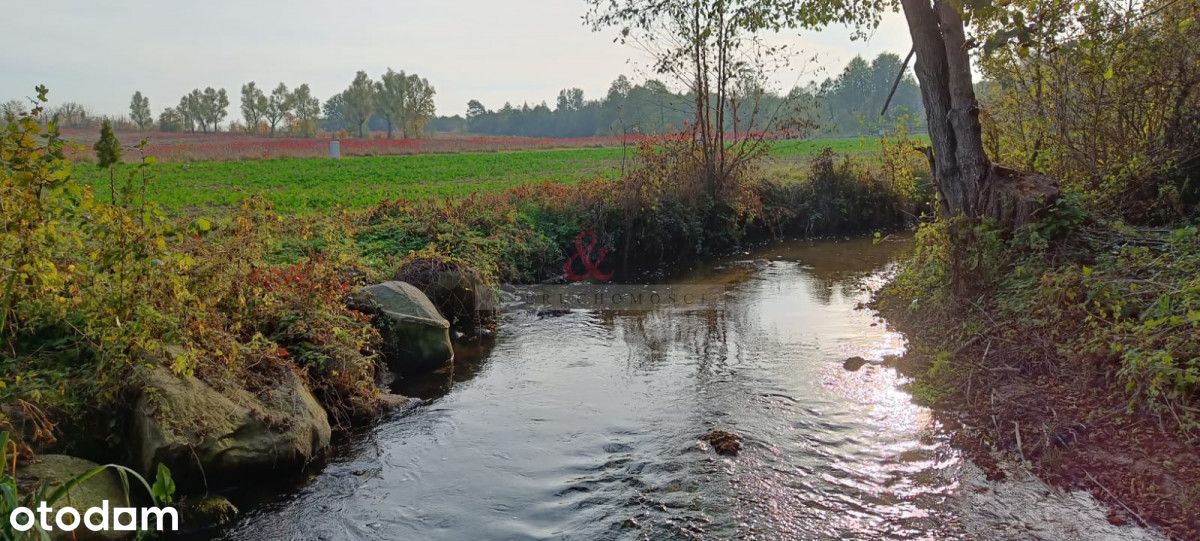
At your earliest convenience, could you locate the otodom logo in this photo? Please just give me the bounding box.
[8,501,178,535]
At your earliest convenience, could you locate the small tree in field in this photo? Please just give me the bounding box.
[586,0,794,203]
[129,91,152,130]
[94,120,122,203]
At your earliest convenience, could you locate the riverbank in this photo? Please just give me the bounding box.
[873,220,1200,539]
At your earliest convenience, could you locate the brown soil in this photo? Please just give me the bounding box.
[876,298,1200,540]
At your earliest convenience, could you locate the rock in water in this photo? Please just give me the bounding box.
[18,455,129,541]
[182,495,239,529]
[132,366,331,482]
[703,430,743,457]
[350,281,454,374]
[843,356,869,371]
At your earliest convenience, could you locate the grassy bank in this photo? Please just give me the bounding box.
[874,214,1200,538]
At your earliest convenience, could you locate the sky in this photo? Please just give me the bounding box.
[0,0,912,119]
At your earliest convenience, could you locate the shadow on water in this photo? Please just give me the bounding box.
[392,337,497,400]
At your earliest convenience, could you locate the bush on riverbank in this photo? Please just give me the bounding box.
[1,94,387,455]
[876,210,1200,536]
[758,141,929,238]
[883,199,1200,421]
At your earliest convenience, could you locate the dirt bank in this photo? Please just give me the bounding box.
[873,292,1200,540]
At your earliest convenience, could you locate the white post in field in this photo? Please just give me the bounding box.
[330,139,341,159]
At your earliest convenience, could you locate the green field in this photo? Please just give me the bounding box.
[75,136,884,214]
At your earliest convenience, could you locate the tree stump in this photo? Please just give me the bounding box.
[979,165,1062,229]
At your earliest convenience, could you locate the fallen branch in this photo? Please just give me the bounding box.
[1084,470,1150,528]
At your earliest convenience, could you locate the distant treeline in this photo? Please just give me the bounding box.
[2,52,923,139]
[432,53,925,138]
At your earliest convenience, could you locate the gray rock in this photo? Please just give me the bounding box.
[843,356,869,371]
[132,366,331,481]
[350,281,454,374]
[378,392,413,411]
[18,455,130,540]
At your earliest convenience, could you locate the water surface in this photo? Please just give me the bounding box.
[221,236,1160,540]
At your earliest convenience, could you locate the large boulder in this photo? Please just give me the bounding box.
[17,455,130,540]
[132,366,331,483]
[349,281,454,374]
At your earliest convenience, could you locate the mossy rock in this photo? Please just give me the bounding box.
[18,455,131,541]
[181,495,238,530]
[131,366,331,484]
[349,281,453,374]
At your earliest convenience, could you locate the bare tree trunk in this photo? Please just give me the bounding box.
[900,0,1059,229]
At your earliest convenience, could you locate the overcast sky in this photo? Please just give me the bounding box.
[0,0,911,118]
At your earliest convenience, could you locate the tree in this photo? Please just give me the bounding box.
[158,107,184,132]
[1,100,24,124]
[201,87,229,132]
[179,93,200,132]
[343,71,376,138]
[813,53,923,135]
[264,83,293,137]
[322,93,347,132]
[52,102,91,128]
[774,0,1057,227]
[403,74,436,137]
[93,120,122,203]
[468,100,487,123]
[375,69,409,139]
[240,82,268,133]
[586,0,788,200]
[375,69,437,138]
[129,91,152,130]
[290,84,320,137]
[555,88,584,112]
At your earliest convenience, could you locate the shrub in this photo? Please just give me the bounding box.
[758,148,915,237]
[394,249,495,331]
[2,90,385,447]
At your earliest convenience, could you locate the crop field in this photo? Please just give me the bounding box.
[62,130,660,162]
[72,136,888,214]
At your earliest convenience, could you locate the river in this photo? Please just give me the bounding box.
[217,236,1162,540]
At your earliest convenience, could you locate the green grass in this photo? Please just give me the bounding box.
[74,136,885,214]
